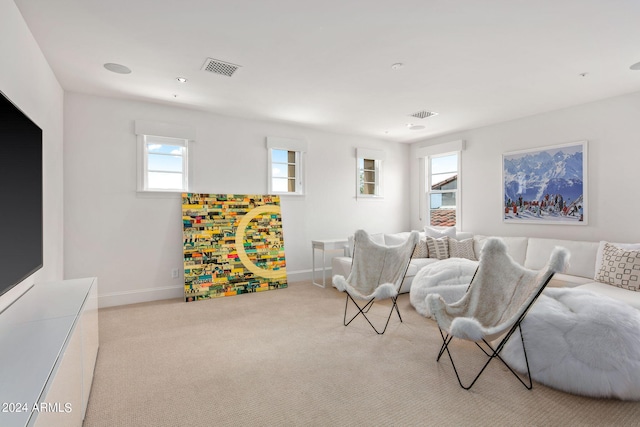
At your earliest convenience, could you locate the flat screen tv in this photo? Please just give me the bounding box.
[0,91,43,298]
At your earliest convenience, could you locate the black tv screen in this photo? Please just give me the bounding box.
[0,91,43,297]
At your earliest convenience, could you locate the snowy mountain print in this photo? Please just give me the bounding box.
[503,143,586,223]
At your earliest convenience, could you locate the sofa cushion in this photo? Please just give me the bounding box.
[411,257,440,271]
[578,282,640,310]
[400,259,440,293]
[473,235,528,265]
[331,256,353,280]
[594,243,640,292]
[427,236,449,260]
[525,238,598,279]
[384,232,412,246]
[425,226,456,239]
[456,231,473,241]
[548,273,594,288]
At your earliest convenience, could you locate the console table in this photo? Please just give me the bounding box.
[311,239,348,288]
[0,277,98,427]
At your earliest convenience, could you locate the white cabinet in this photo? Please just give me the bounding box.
[0,278,99,427]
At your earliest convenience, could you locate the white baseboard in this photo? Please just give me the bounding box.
[285,268,313,283]
[98,285,183,308]
[98,269,323,308]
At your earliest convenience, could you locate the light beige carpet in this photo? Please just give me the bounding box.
[83,282,640,426]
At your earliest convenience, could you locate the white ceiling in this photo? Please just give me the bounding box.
[14,0,640,143]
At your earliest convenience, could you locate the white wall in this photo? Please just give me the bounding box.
[410,90,640,243]
[0,0,64,312]
[64,93,410,307]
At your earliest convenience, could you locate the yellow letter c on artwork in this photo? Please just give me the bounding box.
[234,204,287,279]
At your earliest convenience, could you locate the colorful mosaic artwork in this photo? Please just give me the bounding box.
[182,194,287,302]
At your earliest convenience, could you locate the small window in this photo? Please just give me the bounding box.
[270,149,299,193]
[356,148,385,198]
[266,137,307,195]
[139,135,188,192]
[357,158,380,196]
[426,152,459,226]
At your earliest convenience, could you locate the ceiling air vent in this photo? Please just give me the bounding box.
[201,58,241,77]
[409,110,438,119]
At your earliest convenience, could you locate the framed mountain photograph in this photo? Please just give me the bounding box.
[503,141,587,225]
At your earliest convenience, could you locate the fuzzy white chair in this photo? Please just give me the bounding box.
[333,229,419,334]
[427,237,569,389]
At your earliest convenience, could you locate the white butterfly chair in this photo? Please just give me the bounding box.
[333,229,419,334]
[427,237,569,389]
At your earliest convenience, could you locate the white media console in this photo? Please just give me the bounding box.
[0,277,98,427]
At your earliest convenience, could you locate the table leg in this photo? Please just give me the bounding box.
[311,244,324,288]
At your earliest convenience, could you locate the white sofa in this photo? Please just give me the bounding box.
[331,232,640,310]
[331,230,473,294]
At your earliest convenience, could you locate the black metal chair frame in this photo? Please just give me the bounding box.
[341,240,416,335]
[435,270,555,390]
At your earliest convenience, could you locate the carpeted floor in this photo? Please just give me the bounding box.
[83,282,640,426]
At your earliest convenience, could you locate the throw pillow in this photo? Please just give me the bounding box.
[449,238,477,261]
[412,238,429,258]
[595,243,640,292]
[594,241,640,280]
[426,236,449,260]
[424,226,456,239]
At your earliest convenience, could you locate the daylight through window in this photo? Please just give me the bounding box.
[141,135,188,192]
[358,158,380,196]
[356,148,385,198]
[266,137,307,195]
[427,153,458,227]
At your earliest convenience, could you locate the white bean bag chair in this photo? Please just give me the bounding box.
[501,287,640,400]
[409,258,478,318]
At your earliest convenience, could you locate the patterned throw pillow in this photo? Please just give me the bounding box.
[595,243,640,292]
[426,236,449,260]
[449,238,477,261]
[412,238,429,258]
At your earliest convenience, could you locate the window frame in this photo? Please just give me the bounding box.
[425,151,461,228]
[357,157,382,197]
[137,134,189,193]
[355,148,385,199]
[266,137,307,196]
[268,148,303,195]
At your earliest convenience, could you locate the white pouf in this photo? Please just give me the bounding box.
[409,258,478,318]
[501,287,640,400]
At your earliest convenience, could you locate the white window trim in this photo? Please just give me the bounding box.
[135,120,195,194]
[425,152,460,228]
[416,140,465,229]
[266,137,307,196]
[137,135,189,192]
[356,148,385,199]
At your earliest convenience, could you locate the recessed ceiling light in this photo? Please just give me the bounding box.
[630,61,640,70]
[391,63,404,70]
[176,77,187,83]
[409,125,425,131]
[578,72,589,77]
[103,63,131,74]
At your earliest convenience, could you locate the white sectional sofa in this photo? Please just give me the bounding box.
[331,232,640,310]
[331,230,473,294]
